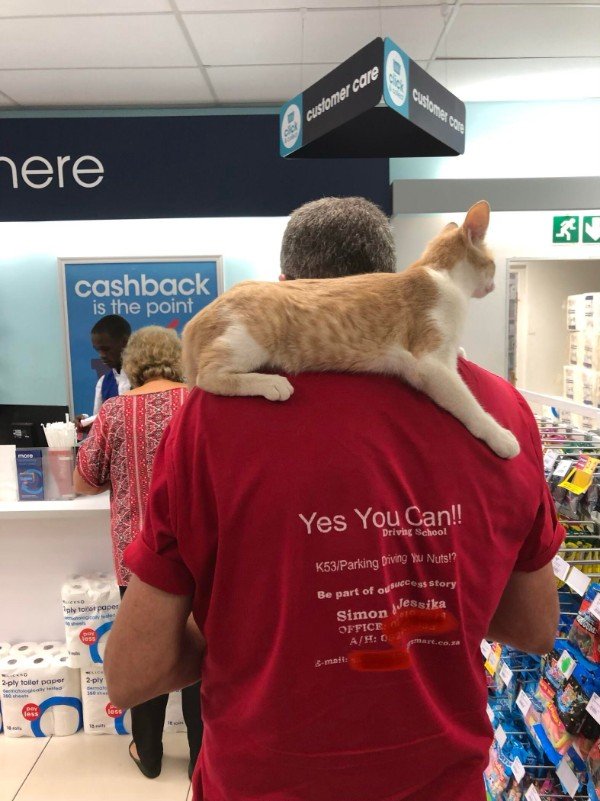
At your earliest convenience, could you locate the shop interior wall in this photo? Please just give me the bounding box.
[390,99,600,181]
[390,211,600,378]
[513,260,600,396]
[0,216,287,408]
[390,97,600,380]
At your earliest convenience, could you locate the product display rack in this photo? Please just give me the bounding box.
[484,395,600,801]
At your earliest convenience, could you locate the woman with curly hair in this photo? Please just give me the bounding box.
[74,325,202,781]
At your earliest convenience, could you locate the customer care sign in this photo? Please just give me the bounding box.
[279,37,465,158]
[60,257,223,415]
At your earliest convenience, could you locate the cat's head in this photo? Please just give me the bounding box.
[418,200,495,299]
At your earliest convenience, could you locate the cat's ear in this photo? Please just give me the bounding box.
[442,222,459,233]
[462,200,490,243]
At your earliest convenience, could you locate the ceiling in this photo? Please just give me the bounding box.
[0,1,597,109]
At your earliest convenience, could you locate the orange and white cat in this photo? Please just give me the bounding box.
[182,200,520,459]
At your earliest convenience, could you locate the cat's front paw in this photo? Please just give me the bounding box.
[262,376,294,402]
[487,426,520,459]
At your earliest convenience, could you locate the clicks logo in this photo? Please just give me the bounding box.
[386,50,407,107]
[281,103,301,149]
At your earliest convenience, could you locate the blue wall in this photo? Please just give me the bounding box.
[0,216,288,408]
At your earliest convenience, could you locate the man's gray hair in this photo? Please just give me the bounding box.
[280,196,396,279]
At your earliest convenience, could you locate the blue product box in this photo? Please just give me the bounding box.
[16,449,45,501]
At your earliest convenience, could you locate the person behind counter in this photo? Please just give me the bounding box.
[76,314,132,432]
[73,325,202,781]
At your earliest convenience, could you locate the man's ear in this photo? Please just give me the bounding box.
[278,274,287,282]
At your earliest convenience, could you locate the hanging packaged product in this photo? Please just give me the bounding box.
[61,574,120,668]
[0,652,82,737]
[559,455,600,496]
[568,583,600,663]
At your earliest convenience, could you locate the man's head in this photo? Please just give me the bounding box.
[280,196,396,280]
[91,315,132,371]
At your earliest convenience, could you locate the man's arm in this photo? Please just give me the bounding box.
[104,576,204,710]
[486,562,558,654]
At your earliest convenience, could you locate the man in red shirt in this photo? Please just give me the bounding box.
[106,198,561,801]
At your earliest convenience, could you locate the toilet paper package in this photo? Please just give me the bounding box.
[0,643,8,733]
[570,333,586,367]
[164,690,187,734]
[81,667,130,735]
[582,368,600,408]
[0,653,82,738]
[568,294,586,332]
[585,293,600,331]
[10,642,38,659]
[61,574,120,667]
[584,334,600,371]
[564,365,584,404]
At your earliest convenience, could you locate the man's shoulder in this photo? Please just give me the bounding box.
[458,357,525,407]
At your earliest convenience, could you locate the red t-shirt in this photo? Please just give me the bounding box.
[126,360,563,801]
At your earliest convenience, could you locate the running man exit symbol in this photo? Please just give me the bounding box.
[583,216,600,243]
[553,215,580,243]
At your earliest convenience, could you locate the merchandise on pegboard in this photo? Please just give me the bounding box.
[484,417,600,800]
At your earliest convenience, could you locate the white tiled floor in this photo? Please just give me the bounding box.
[0,732,191,801]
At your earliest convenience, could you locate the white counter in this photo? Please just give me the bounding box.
[0,493,115,643]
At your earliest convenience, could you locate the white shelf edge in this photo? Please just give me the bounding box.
[518,388,600,423]
[0,494,109,520]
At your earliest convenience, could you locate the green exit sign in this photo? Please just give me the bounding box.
[583,216,600,243]
[553,215,579,243]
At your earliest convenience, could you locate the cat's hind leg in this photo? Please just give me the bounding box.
[414,354,520,459]
[193,322,294,402]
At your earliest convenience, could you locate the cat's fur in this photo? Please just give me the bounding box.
[182,200,520,459]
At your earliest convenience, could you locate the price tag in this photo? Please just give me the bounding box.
[553,459,573,478]
[511,756,525,784]
[558,649,577,679]
[556,757,579,798]
[543,449,559,472]
[516,689,532,717]
[552,554,570,581]
[499,662,514,688]
[480,640,491,659]
[525,786,541,801]
[494,724,507,748]
[566,566,591,596]
[486,703,494,723]
[586,692,600,725]
[590,593,600,621]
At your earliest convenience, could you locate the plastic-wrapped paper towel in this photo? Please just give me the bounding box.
[61,574,120,667]
[0,651,82,737]
[164,690,187,734]
[81,667,130,735]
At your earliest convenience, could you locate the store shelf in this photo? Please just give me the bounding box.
[519,388,600,423]
[0,493,109,521]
